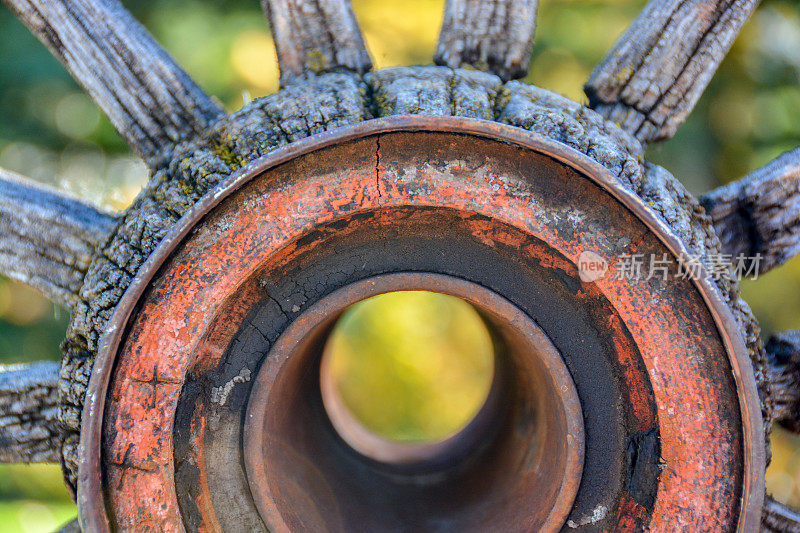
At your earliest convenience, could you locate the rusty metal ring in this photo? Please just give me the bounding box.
[78,116,764,531]
[243,272,585,531]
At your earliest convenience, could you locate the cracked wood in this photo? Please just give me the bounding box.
[763,495,800,532]
[766,330,800,432]
[585,0,760,143]
[261,0,371,84]
[700,148,800,275]
[0,168,116,309]
[4,0,225,168]
[0,362,61,463]
[434,0,538,81]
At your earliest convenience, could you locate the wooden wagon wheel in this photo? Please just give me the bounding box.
[1,0,799,531]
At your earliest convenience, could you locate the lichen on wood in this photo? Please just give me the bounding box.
[261,0,372,84]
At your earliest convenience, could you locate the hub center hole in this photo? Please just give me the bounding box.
[319,290,496,464]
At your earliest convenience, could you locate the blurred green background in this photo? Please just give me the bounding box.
[324,291,495,444]
[1,0,800,530]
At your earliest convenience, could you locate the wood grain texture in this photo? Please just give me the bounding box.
[434,0,538,81]
[0,361,61,463]
[585,0,760,143]
[4,0,225,168]
[0,168,116,309]
[766,330,800,432]
[762,495,800,532]
[700,148,800,275]
[261,0,371,84]
[368,67,502,118]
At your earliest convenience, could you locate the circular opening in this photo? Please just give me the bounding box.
[244,273,584,532]
[319,291,496,463]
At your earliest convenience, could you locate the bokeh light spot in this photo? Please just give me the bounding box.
[54,93,100,139]
[231,30,279,92]
[0,283,49,326]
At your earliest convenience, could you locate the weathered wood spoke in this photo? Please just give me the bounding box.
[261,0,372,84]
[0,361,61,463]
[434,0,538,81]
[700,148,800,275]
[585,0,760,143]
[763,495,800,532]
[761,331,800,533]
[0,168,115,309]
[4,0,225,168]
[766,330,800,432]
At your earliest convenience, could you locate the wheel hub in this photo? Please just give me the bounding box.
[78,117,764,531]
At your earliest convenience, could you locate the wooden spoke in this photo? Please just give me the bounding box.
[700,148,800,275]
[0,168,116,309]
[766,330,800,431]
[4,0,225,168]
[434,0,538,81]
[0,362,61,463]
[758,334,800,532]
[585,0,760,143]
[261,0,372,84]
[763,495,800,532]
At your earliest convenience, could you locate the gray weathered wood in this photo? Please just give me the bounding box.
[261,0,372,84]
[700,148,800,275]
[766,330,800,432]
[0,362,61,463]
[4,0,225,168]
[434,0,538,81]
[0,168,116,309]
[585,0,760,143]
[762,495,800,532]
